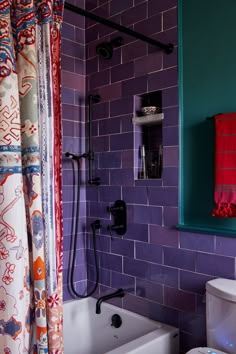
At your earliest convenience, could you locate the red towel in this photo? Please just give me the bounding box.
[212,113,236,217]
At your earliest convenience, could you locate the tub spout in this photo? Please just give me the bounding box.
[96,288,125,314]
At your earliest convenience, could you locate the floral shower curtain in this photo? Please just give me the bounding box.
[0,1,64,353]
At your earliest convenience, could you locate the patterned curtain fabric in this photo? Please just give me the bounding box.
[0,1,64,353]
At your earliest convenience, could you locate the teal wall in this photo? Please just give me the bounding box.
[179,0,236,234]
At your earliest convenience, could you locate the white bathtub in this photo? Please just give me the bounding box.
[63,297,179,354]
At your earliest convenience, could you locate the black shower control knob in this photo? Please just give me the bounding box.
[111,314,122,328]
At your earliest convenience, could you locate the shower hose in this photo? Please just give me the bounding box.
[69,158,99,298]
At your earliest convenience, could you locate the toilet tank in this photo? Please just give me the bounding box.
[206,278,236,354]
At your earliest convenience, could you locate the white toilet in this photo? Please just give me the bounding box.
[186,278,236,354]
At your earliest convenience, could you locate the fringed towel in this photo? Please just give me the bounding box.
[212,113,236,217]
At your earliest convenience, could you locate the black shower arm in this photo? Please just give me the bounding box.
[64,2,174,54]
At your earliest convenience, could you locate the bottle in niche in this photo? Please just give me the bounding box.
[138,145,147,179]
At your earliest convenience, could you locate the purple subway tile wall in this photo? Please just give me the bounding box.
[62,0,87,301]
[61,1,236,353]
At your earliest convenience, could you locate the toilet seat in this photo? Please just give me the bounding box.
[186,348,227,354]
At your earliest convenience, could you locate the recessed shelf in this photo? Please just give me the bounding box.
[132,113,164,126]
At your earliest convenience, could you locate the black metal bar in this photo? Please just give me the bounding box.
[64,2,174,54]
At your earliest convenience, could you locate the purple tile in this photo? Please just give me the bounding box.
[162,87,178,108]
[163,48,178,69]
[163,7,177,30]
[163,107,179,128]
[123,294,179,327]
[150,225,179,247]
[96,82,122,102]
[93,136,109,152]
[86,186,99,202]
[121,3,147,26]
[86,26,98,43]
[62,39,85,60]
[122,186,147,204]
[122,76,148,97]
[62,88,74,105]
[111,62,134,83]
[164,286,196,312]
[85,0,98,11]
[163,207,178,227]
[134,52,162,76]
[122,150,134,168]
[162,167,178,186]
[110,0,133,15]
[180,271,215,295]
[89,69,110,90]
[110,97,133,117]
[92,102,109,120]
[122,41,147,63]
[99,252,122,272]
[136,278,163,303]
[62,23,75,41]
[64,9,85,28]
[62,120,74,137]
[61,55,75,72]
[110,168,133,186]
[62,71,85,90]
[111,238,134,257]
[134,14,162,36]
[75,27,85,44]
[99,186,121,202]
[215,236,236,257]
[180,232,215,253]
[110,133,133,151]
[148,67,178,92]
[88,234,110,253]
[148,187,178,207]
[196,253,236,278]
[99,152,121,169]
[163,126,179,146]
[179,312,206,339]
[196,294,206,316]
[136,242,163,264]
[88,265,110,286]
[128,205,162,225]
[163,146,179,167]
[148,0,177,16]
[124,257,179,287]
[89,201,109,219]
[125,223,148,242]
[86,57,98,75]
[73,58,85,76]
[62,104,79,121]
[164,247,196,271]
[111,272,135,293]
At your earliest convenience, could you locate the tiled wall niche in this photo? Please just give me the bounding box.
[61,1,236,353]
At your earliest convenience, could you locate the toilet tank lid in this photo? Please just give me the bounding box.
[206,278,236,302]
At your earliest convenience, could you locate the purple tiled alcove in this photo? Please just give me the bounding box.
[61,1,236,353]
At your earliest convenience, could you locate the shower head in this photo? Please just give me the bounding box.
[96,36,124,60]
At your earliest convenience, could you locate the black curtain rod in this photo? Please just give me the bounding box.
[64,2,174,54]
